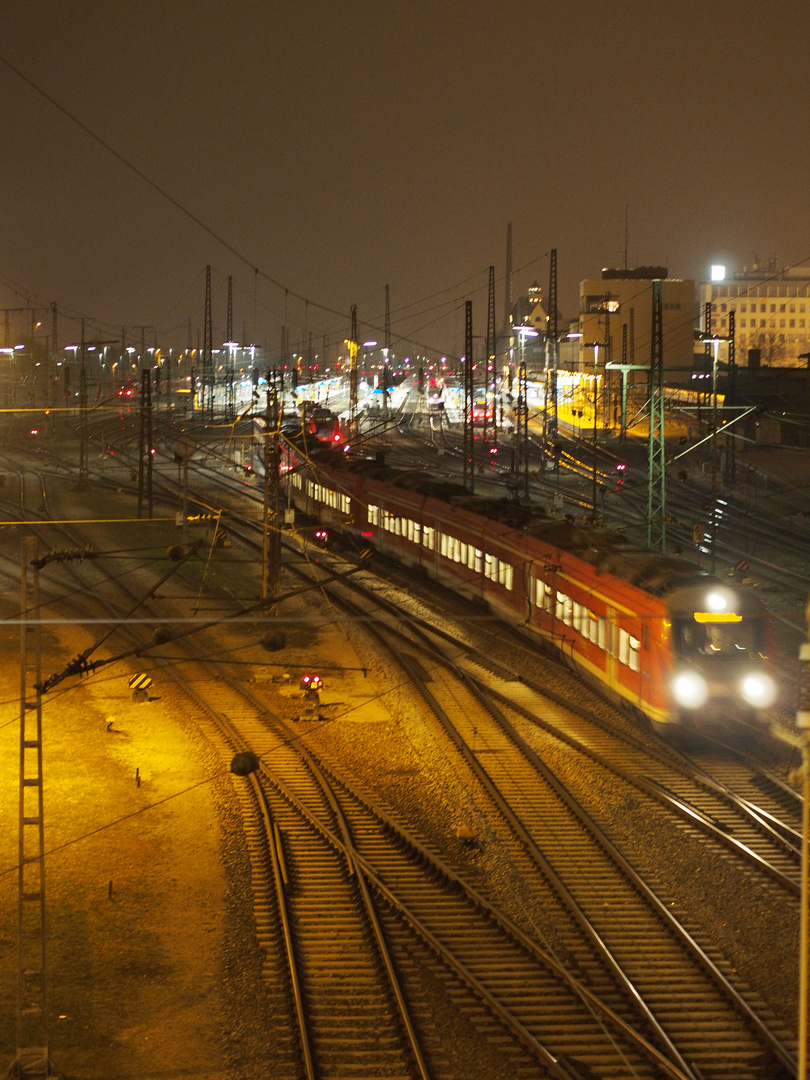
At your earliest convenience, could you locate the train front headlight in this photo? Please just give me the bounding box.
[672,671,708,709]
[740,672,777,709]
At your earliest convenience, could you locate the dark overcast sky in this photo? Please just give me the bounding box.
[2,0,809,358]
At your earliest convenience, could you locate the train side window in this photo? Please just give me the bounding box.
[368,504,379,525]
[503,564,513,591]
[459,541,467,564]
[414,522,421,543]
[629,635,640,671]
[423,526,435,550]
[440,533,449,557]
[467,546,476,570]
[556,591,566,620]
[597,617,606,650]
[535,580,547,610]
[618,628,629,665]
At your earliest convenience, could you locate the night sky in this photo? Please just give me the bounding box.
[2,1,809,359]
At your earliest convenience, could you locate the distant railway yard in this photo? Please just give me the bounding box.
[1,392,809,1080]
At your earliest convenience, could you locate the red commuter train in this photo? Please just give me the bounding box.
[287,453,777,733]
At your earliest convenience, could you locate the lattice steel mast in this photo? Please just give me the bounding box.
[485,265,496,447]
[203,265,213,418]
[348,305,358,441]
[78,319,88,482]
[226,276,235,420]
[544,248,558,477]
[13,537,55,1079]
[726,309,736,485]
[383,284,391,422]
[462,300,474,492]
[646,279,666,551]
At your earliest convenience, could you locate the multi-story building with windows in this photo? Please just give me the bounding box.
[699,261,810,367]
[578,266,695,371]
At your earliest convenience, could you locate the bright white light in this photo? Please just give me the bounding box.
[740,673,776,708]
[672,671,708,709]
[706,591,726,612]
[363,340,377,348]
[711,264,726,282]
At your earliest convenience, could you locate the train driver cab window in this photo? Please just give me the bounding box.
[674,618,762,658]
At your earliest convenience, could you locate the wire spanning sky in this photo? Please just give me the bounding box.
[2,0,809,359]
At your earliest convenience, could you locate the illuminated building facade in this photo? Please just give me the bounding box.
[578,267,695,373]
[699,261,810,368]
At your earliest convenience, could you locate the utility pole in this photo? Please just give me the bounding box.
[50,303,57,413]
[462,301,474,493]
[262,389,281,600]
[518,342,528,500]
[383,284,390,422]
[544,249,558,478]
[203,265,213,419]
[485,266,496,448]
[226,275,235,420]
[646,280,666,552]
[12,537,55,1080]
[348,305,358,441]
[137,370,153,519]
[279,325,287,392]
[504,222,512,334]
[79,320,88,482]
[726,310,737,485]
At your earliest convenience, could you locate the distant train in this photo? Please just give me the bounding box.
[256,405,342,447]
[285,451,777,733]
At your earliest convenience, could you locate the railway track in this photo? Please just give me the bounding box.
[6,433,805,1078]
[3,457,684,1078]
[281,545,798,1079]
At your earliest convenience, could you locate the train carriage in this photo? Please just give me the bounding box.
[286,451,776,733]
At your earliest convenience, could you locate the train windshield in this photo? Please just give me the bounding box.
[672,616,764,659]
